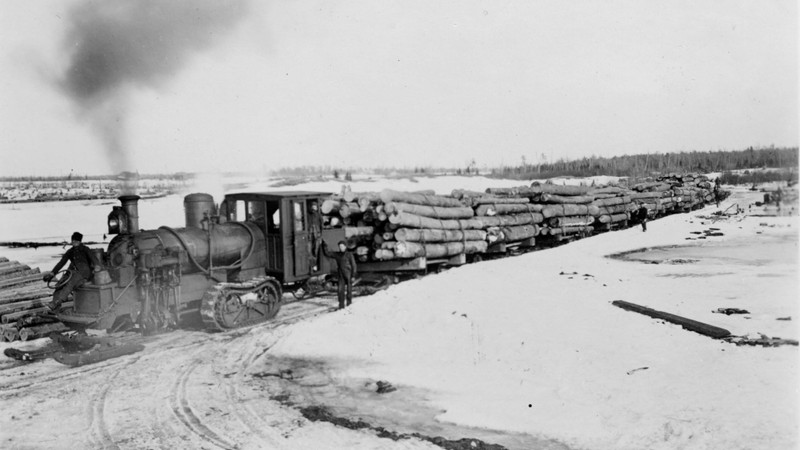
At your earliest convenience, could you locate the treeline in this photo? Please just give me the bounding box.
[718,170,797,186]
[490,146,798,180]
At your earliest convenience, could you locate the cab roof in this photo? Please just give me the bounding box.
[225,191,332,200]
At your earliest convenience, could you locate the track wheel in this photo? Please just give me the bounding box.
[202,279,282,331]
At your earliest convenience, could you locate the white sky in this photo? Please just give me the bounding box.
[0,0,797,176]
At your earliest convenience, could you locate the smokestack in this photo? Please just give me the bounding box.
[119,195,141,234]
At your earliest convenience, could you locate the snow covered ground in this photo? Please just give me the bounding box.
[0,177,797,449]
[261,185,798,450]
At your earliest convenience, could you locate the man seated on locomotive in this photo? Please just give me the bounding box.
[42,232,99,312]
[321,240,357,310]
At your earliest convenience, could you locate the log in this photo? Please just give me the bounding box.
[611,300,731,339]
[529,183,592,195]
[450,189,486,199]
[0,272,41,288]
[1,302,73,323]
[547,216,594,227]
[541,204,600,218]
[383,202,474,219]
[0,297,51,315]
[357,193,381,211]
[393,241,488,259]
[394,228,487,243]
[339,202,362,218]
[320,199,341,214]
[595,203,634,215]
[379,189,464,208]
[2,327,18,342]
[374,249,396,260]
[591,196,631,207]
[542,225,593,236]
[589,186,628,195]
[629,191,666,200]
[18,322,68,341]
[597,213,629,224]
[0,264,30,277]
[344,226,374,238]
[474,203,543,217]
[388,212,485,230]
[487,225,539,243]
[0,288,50,305]
[536,194,595,204]
[475,213,544,227]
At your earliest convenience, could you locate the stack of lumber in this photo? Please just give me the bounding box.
[0,257,65,342]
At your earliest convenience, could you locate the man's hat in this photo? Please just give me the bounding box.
[71,232,83,242]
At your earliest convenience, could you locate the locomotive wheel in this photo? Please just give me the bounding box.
[200,278,282,331]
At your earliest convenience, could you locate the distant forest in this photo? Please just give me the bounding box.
[489,146,798,180]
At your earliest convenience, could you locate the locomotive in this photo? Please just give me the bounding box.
[57,192,351,333]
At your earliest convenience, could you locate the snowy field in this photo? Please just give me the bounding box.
[0,176,797,449]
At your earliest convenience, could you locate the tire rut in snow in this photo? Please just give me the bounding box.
[85,355,141,449]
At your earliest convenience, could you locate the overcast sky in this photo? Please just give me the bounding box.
[0,0,797,176]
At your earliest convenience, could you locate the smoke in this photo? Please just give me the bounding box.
[58,0,248,182]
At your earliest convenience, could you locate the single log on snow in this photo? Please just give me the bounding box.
[379,189,464,208]
[612,300,731,339]
[393,241,487,259]
[383,202,474,219]
[394,228,487,243]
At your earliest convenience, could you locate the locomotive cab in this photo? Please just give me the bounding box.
[218,191,344,284]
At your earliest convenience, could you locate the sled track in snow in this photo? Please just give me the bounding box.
[85,355,141,450]
[163,299,338,449]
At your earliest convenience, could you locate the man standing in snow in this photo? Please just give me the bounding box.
[43,232,98,312]
[321,240,357,309]
[635,203,649,232]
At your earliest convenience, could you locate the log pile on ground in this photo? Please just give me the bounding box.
[0,257,64,342]
[317,175,726,263]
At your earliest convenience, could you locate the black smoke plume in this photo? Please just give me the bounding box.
[59,0,248,182]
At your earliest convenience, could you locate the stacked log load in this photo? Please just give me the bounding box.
[318,174,723,262]
[0,257,66,342]
[484,184,597,238]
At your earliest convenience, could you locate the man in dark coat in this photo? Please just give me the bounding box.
[321,240,357,309]
[635,203,649,232]
[43,232,97,312]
